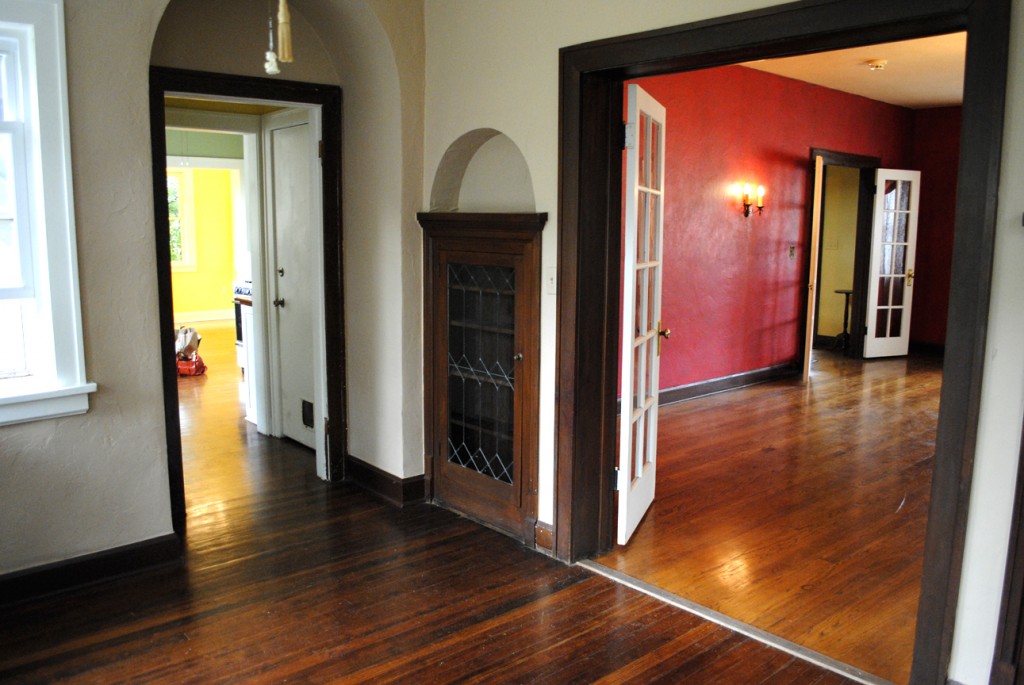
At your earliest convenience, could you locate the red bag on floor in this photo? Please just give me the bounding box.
[177,353,207,376]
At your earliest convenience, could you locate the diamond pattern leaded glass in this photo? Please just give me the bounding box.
[447,263,515,485]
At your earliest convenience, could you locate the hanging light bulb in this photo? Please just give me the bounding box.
[264,14,279,75]
[277,0,293,63]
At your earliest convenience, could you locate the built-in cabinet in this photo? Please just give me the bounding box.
[418,213,545,543]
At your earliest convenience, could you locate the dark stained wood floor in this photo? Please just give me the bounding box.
[0,322,855,684]
[597,351,942,684]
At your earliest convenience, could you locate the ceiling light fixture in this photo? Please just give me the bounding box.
[264,0,294,75]
[865,59,888,71]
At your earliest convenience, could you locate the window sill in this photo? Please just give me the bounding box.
[0,380,98,427]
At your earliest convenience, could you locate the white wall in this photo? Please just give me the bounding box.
[0,1,173,575]
[423,2,1024,682]
[152,0,425,479]
[424,0,767,529]
[0,0,425,574]
[1,2,1021,682]
[948,1,1024,680]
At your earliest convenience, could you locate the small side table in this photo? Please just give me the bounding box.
[834,289,853,353]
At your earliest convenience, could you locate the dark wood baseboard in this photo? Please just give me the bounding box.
[910,340,945,358]
[658,364,796,406]
[0,533,181,606]
[534,521,554,553]
[345,454,426,507]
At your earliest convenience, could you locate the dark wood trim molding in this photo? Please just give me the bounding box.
[345,454,426,508]
[658,365,795,407]
[149,67,348,538]
[990,429,1024,685]
[555,2,1009,684]
[0,534,181,606]
[534,522,555,553]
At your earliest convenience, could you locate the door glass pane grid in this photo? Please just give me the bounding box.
[649,117,661,191]
[647,193,659,263]
[646,264,657,336]
[898,180,912,210]
[643,401,656,467]
[637,190,649,262]
[883,180,897,209]
[633,341,643,412]
[874,177,913,341]
[645,337,657,402]
[446,263,516,485]
[630,413,643,483]
[634,269,645,337]
[638,112,648,188]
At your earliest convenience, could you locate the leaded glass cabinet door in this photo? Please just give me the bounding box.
[419,213,544,543]
[864,169,920,358]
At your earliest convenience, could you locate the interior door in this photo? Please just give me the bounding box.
[864,169,921,358]
[265,110,317,449]
[618,84,667,545]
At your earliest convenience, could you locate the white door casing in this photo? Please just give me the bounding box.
[618,84,666,545]
[864,168,921,358]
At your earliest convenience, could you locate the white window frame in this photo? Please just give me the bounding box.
[0,0,95,426]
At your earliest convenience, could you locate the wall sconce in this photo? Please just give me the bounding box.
[740,183,765,217]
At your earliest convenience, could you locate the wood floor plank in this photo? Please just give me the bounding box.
[0,322,855,684]
[597,350,940,683]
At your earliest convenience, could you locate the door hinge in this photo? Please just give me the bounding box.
[318,140,323,159]
[623,122,636,150]
[613,466,620,491]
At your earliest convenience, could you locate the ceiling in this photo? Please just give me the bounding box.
[164,96,284,115]
[741,32,966,109]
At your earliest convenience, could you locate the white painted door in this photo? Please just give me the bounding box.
[618,84,667,545]
[265,110,317,449]
[864,169,921,358]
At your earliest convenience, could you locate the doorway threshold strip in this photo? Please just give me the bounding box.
[577,560,893,685]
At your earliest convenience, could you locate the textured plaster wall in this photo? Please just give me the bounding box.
[0,1,173,574]
[0,0,425,574]
[152,0,425,478]
[632,65,914,388]
[423,2,1024,682]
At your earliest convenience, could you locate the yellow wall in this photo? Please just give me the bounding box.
[170,168,236,319]
[818,165,859,336]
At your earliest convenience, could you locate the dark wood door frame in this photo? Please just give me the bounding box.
[149,67,347,536]
[806,149,881,361]
[554,2,1009,684]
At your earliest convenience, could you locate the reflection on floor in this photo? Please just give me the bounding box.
[596,351,942,685]
[0,320,859,683]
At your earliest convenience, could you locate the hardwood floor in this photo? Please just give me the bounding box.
[0,322,854,684]
[596,350,942,684]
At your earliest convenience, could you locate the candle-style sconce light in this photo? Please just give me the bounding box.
[743,183,765,217]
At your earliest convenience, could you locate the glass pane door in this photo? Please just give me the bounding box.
[447,263,516,485]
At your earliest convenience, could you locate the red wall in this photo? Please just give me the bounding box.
[631,65,916,388]
[909,106,961,347]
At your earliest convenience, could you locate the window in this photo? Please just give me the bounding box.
[166,168,197,271]
[0,0,95,425]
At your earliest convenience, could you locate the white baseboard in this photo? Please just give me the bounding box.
[173,309,234,326]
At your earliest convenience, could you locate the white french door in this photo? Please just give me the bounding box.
[864,169,920,358]
[618,84,667,545]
